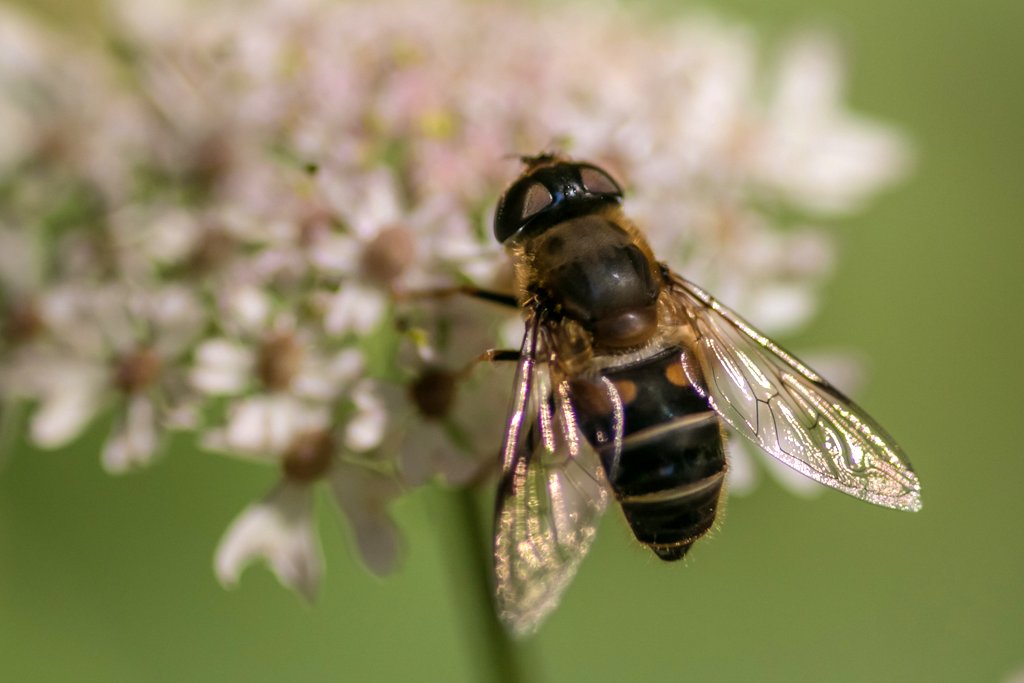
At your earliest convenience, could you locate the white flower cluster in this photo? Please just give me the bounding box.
[0,0,908,600]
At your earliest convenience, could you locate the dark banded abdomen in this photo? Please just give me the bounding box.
[569,346,726,561]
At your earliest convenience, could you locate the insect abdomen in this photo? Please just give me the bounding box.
[570,346,726,561]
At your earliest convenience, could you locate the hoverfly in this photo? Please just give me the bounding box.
[489,154,921,636]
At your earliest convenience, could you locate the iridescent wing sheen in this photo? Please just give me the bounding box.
[666,272,922,512]
[493,317,612,637]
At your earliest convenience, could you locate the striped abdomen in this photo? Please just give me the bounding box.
[569,346,726,561]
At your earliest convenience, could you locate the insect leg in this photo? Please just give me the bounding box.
[395,284,518,309]
[477,348,522,363]
[455,348,521,380]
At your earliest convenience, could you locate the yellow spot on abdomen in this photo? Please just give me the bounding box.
[614,379,638,404]
[665,362,690,387]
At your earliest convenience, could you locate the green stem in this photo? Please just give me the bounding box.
[441,486,526,683]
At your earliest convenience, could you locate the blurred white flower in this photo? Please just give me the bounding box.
[210,400,402,597]
[0,0,911,598]
[386,300,513,487]
[313,163,504,337]
[751,34,911,214]
[216,480,323,600]
[190,285,360,401]
[3,283,205,473]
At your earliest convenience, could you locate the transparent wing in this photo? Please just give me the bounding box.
[667,273,922,512]
[493,317,611,637]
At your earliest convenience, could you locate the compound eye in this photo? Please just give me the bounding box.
[579,165,622,197]
[494,179,555,243]
[520,181,553,221]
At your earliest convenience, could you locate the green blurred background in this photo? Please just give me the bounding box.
[2,0,1022,681]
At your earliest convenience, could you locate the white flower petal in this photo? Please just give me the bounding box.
[215,481,323,601]
[289,371,337,403]
[725,437,759,497]
[190,338,254,395]
[745,283,816,335]
[29,370,105,449]
[498,316,526,349]
[799,351,864,398]
[37,286,108,358]
[149,285,207,356]
[102,394,160,474]
[344,381,387,452]
[310,234,361,275]
[398,415,488,487]
[322,167,403,240]
[145,207,203,264]
[225,284,272,334]
[761,451,825,498]
[396,420,443,487]
[327,348,365,385]
[756,34,910,213]
[290,348,363,401]
[164,399,200,431]
[728,431,823,498]
[396,446,433,488]
[323,283,386,336]
[428,435,484,486]
[212,394,328,457]
[327,463,402,577]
